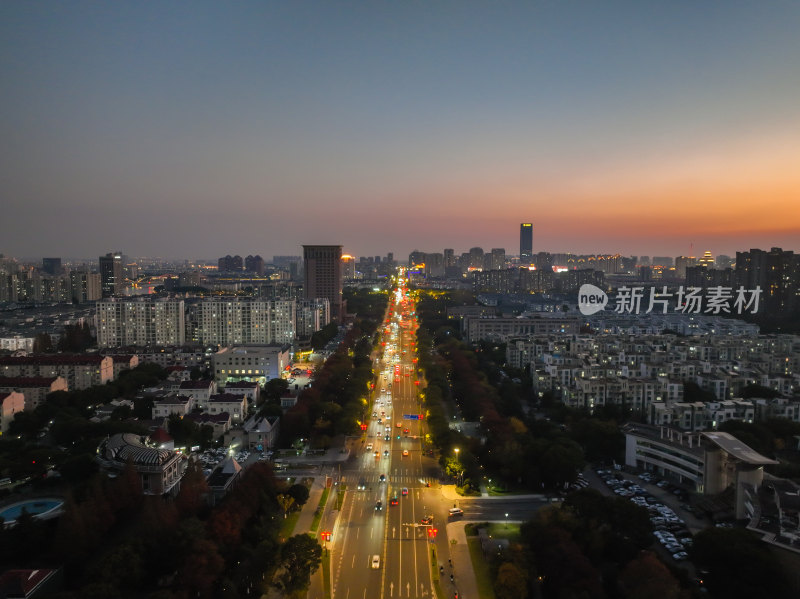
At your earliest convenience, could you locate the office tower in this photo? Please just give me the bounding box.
[386,253,394,265]
[244,255,265,275]
[96,298,186,347]
[520,223,533,264]
[303,245,343,321]
[99,251,124,297]
[652,256,673,267]
[41,257,62,276]
[638,256,651,266]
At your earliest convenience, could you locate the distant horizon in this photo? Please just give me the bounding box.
[5,241,797,267]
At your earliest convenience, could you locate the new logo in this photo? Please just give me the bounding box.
[578,284,608,315]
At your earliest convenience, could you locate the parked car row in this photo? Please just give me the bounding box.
[597,469,693,562]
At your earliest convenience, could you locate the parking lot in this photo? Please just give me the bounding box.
[587,467,705,571]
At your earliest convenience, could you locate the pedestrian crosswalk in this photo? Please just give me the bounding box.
[341,473,436,487]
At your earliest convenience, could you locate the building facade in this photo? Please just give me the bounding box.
[96,299,186,348]
[303,245,343,321]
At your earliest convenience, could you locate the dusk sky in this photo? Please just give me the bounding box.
[2,1,799,261]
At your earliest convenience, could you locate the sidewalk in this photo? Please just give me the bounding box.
[439,484,546,502]
[294,476,326,535]
[445,521,480,599]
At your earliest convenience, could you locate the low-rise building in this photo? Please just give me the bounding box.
[0,391,25,434]
[207,393,248,423]
[0,376,68,410]
[0,355,113,390]
[151,395,195,419]
[96,433,187,495]
[213,344,290,385]
[623,423,777,519]
[222,381,260,405]
[177,380,217,409]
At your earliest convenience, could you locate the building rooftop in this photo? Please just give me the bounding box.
[0,376,60,387]
[702,432,779,466]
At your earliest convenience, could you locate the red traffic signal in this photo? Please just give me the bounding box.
[322,531,331,541]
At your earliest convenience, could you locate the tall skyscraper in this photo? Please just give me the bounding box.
[99,251,123,297]
[303,245,343,321]
[520,223,533,264]
[41,257,62,276]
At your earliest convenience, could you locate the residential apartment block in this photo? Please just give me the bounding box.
[0,355,113,390]
[96,299,186,348]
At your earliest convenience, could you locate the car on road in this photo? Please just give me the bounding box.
[366,443,373,450]
[390,496,399,506]
[448,508,464,517]
[396,422,402,428]
[402,450,409,456]
[358,478,367,490]
[421,515,433,524]
[374,451,380,458]
[379,474,386,482]
[371,555,381,569]
[383,449,389,457]
[384,435,390,441]
[402,487,408,496]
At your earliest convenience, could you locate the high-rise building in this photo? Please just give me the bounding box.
[675,256,697,279]
[489,248,506,270]
[188,299,296,346]
[341,254,356,280]
[244,255,265,275]
[69,270,101,303]
[218,255,243,272]
[303,245,343,321]
[99,251,124,297]
[468,247,484,270]
[736,248,799,314]
[443,249,455,268]
[41,257,62,276]
[534,252,553,271]
[520,223,533,264]
[96,298,186,347]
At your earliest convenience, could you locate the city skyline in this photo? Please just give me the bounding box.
[2,2,800,259]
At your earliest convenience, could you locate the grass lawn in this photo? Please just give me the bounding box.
[279,510,301,540]
[481,522,521,542]
[309,488,330,533]
[467,537,497,599]
[430,546,445,599]
[335,484,347,510]
[322,549,332,599]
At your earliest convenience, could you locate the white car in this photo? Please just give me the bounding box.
[371,555,381,569]
[366,443,373,451]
